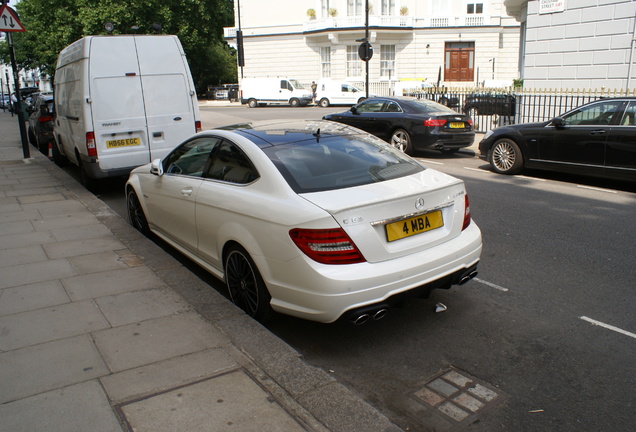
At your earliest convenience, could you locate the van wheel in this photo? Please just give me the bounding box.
[357,97,367,104]
[289,98,300,107]
[319,98,330,108]
[52,141,69,167]
[79,160,99,192]
[225,245,273,323]
[248,99,258,108]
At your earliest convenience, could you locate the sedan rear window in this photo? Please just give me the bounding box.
[263,134,424,193]
[410,99,457,114]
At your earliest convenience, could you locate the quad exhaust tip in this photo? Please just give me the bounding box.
[459,270,478,285]
[350,307,389,325]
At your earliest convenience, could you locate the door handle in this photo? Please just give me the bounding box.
[180,188,193,197]
[589,129,606,135]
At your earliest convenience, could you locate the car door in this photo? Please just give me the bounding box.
[336,99,388,138]
[605,100,636,180]
[538,99,623,167]
[141,136,221,253]
[195,139,260,270]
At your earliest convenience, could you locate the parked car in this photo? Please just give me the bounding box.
[126,120,482,324]
[479,97,636,182]
[323,97,475,155]
[463,92,516,117]
[1,94,10,109]
[27,94,55,154]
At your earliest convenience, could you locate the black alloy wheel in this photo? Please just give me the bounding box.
[225,245,273,323]
[126,189,151,235]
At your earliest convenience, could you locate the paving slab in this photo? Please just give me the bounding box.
[93,312,229,372]
[102,348,238,403]
[31,213,100,231]
[119,370,306,432]
[0,280,70,316]
[51,223,112,241]
[0,244,47,267]
[43,235,126,259]
[0,300,109,351]
[0,258,76,290]
[62,265,164,300]
[0,380,122,432]
[0,219,33,235]
[0,335,109,404]
[0,230,56,249]
[67,250,131,275]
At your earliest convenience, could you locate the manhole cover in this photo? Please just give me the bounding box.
[409,367,507,430]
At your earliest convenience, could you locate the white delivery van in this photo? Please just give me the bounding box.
[315,80,368,107]
[53,35,201,187]
[240,77,312,107]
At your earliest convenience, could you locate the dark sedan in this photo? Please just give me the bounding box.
[323,97,474,155]
[479,97,636,182]
[463,92,516,117]
[27,94,55,155]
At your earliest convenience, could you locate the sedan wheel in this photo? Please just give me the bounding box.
[126,189,151,235]
[490,138,524,174]
[390,128,413,155]
[225,245,273,323]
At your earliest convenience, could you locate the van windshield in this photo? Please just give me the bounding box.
[289,80,305,90]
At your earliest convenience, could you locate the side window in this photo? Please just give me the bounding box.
[205,140,259,184]
[563,101,623,126]
[619,101,636,126]
[356,100,385,113]
[163,137,220,177]
[383,101,402,113]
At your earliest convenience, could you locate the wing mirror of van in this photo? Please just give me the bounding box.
[150,158,164,176]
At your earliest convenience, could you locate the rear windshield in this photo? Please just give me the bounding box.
[410,99,457,114]
[263,134,424,193]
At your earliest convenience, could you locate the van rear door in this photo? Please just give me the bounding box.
[89,37,150,171]
[136,36,198,160]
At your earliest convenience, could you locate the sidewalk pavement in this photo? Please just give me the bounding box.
[0,111,401,432]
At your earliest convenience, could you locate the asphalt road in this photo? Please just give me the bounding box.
[90,104,636,432]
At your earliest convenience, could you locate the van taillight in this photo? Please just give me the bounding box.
[195,121,202,132]
[86,132,97,157]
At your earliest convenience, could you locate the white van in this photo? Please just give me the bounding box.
[240,77,312,107]
[53,35,201,187]
[315,80,368,107]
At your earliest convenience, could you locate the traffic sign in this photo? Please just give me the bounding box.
[0,3,25,32]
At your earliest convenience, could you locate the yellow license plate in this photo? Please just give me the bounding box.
[449,122,465,129]
[106,137,141,148]
[385,210,444,242]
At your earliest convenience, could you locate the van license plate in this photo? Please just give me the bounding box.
[385,210,444,242]
[106,137,141,148]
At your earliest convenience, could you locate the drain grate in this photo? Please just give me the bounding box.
[411,367,507,428]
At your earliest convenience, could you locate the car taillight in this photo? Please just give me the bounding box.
[462,195,471,231]
[38,115,53,123]
[467,118,474,126]
[424,119,447,127]
[195,120,202,132]
[86,132,97,157]
[289,228,366,265]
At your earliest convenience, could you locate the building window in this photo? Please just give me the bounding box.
[321,0,330,18]
[382,0,395,15]
[348,0,364,16]
[467,3,483,14]
[380,45,396,77]
[444,42,475,82]
[347,46,362,77]
[321,47,331,78]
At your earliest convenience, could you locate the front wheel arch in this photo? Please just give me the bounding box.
[489,137,524,175]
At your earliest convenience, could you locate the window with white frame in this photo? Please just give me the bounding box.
[432,0,450,15]
[348,0,364,16]
[467,3,484,14]
[321,0,330,18]
[380,45,396,77]
[321,47,331,78]
[346,46,362,77]
[382,0,395,15]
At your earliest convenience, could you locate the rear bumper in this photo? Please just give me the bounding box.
[261,222,482,323]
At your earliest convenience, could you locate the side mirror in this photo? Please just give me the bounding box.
[150,158,164,176]
[551,117,565,128]
[350,106,358,114]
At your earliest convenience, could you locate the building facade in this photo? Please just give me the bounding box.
[504,0,636,90]
[225,0,520,89]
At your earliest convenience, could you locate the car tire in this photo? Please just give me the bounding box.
[289,98,300,107]
[390,128,413,155]
[28,127,37,146]
[225,245,273,323]
[248,99,258,108]
[79,159,99,192]
[51,140,69,167]
[489,138,524,175]
[319,98,330,108]
[126,189,151,236]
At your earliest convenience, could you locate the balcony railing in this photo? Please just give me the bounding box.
[303,15,413,32]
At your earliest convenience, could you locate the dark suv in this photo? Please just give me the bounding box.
[463,92,516,116]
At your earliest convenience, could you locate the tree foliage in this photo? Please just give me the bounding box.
[2,0,237,92]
